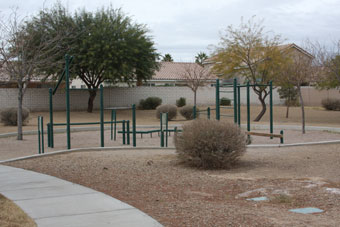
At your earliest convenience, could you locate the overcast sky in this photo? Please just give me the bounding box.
[1,0,340,61]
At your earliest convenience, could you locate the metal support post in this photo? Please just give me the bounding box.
[207,107,210,120]
[269,81,273,139]
[127,120,130,145]
[100,85,104,147]
[132,104,136,147]
[122,120,126,145]
[65,54,71,149]
[233,78,237,124]
[216,79,220,120]
[247,81,250,132]
[49,88,54,148]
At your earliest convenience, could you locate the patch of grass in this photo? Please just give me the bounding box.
[0,194,36,227]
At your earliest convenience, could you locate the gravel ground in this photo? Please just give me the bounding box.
[6,144,340,226]
[1,127,340,161]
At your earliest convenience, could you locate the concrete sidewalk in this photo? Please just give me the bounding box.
[0,165,162,227]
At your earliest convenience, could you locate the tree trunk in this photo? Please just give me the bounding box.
[17,86,23,140]
[254,95,267,122]
[136,77,143,86]
[297,86,306,134]
[194,91,197,106]
[286,101,290,118]
[87,90,97,113]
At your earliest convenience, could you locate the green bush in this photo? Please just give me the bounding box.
[0,107,30,126]
[138,97,162,110]
[174,119,246,169]
[156,104,177,120]
[179,105,199,120]
[176,97,186,107]
[220,97,231,106]
[321,98,340,111]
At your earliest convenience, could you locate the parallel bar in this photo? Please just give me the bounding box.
[246,131,283,138]
[53,121,125,126]
[100,85,104,147]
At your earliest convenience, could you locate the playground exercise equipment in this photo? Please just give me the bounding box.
[46,54,138,151]
[193,78,284,144]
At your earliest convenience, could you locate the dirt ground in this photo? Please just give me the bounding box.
[6,145,340,226]
[0,127,340,161]
[1,105,340,134]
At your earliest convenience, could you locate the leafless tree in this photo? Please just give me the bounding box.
[181,63,214,106]
[278,50,314,134]
[0,10,71,140]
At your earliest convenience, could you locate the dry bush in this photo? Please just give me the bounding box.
[176,97,186,107]
[321,98,340,111]
[0,107,30,126]
[179,105,199,120]
[174,119,246,169]
[156,104,177,120]
[138,97,162,110]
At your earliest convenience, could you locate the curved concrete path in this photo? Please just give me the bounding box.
[0,165,162,227]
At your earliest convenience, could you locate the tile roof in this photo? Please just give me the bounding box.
[153,62,217,80]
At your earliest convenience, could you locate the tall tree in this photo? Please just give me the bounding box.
[162,53,173,62]
[213,17,287,121]
[181,63,213,106]
[30,5,159,112]
[0,9,70,140]
[195,52,208,66]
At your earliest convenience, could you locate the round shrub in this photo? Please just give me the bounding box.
[138,97,162,110]
[321,98,340,111]
[179,105,199,120]
[174,119,246,169]
[156,104,177,120]
[176,97,186,107]
[0,107,30,126]
[220,97,231,106]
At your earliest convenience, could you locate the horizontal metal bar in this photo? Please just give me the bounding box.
[53,121,126,126]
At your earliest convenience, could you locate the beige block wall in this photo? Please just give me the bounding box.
[300,87,340,106]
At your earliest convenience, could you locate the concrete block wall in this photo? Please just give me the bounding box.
[0,86,286,111]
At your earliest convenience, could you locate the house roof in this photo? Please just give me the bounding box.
[203,43,314,65]
[153,62,217,81]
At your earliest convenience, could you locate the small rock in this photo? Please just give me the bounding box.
[147,160,154,166]
[103,167,108,170]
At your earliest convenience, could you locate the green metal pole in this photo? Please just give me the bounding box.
[247,81,250,132]
[233,78,237,124]
[111,110,113,140]
[216,79,220,120]
[207,107,210,120]
[49,88,54,148]
[127,120,130,145]
[280,130,284,144]
[160,113,164,147]
[41,117,44,154]
[47,123,50,148]
[132,104,136,147]
[269,81,273,139]
[100,85,104,147]
[122,120,126,145]
[65,54,71,149]
[114,110,117,141]
[38,116,41,154]
[237,86,241,126]
[166,113,168,147]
